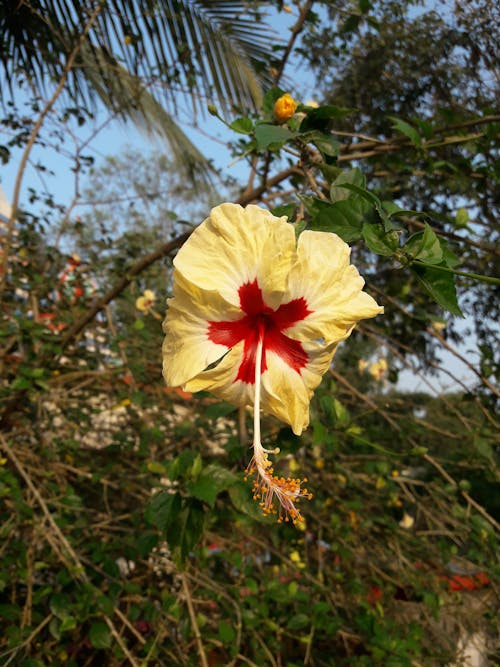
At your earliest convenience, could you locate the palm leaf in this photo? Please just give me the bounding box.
[80,45,213,188]
[1,0,278,182]
[1,1,276,113]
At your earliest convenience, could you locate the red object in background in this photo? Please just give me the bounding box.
[366,585,383,606]
[440,572,490,592]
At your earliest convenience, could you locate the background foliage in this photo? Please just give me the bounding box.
[0,1,498,665]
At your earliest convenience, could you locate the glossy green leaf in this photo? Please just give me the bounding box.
[254,123,294,150]
[306,197,368,242]
[413,265,462,315]
[405,224,443,265]
[332,181,392,227]
[230,117,253,134]
[362,223,399,256]
[330,168,365,202]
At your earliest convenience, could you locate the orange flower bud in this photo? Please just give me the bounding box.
[273,93,297,123]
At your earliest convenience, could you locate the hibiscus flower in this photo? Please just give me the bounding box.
[163,203,383,521]
[136,289,156,313]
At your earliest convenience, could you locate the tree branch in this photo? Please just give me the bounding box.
[0,4,102,297]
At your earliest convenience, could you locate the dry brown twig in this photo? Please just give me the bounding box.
[0,433,143,666]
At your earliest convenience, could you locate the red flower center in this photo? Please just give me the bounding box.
[208,279,312,384]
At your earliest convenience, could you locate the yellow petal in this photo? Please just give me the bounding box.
[162,271,242,387]
[181,318,336,435]
[261,339,338,435]
[284,230,383,344]
[183,340,256,406]
[143,289,156,302]
[135,296,148,312]
[173,203,296,310]
[273,93,298,123]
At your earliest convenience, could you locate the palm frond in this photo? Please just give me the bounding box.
[80,45,214,189]
[1,1,277,114]
[1,1,279,183]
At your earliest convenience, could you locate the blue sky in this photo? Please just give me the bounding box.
[0,1,480,394]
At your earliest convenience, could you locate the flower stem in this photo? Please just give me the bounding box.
[253,332,264,450]
[249,326,311,524]
[413,260,500,286]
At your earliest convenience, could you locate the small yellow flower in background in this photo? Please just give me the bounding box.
[136,289,156,313]
[305,100,319,109]
[289,550,306,568]
[358,359,369,373]
[399,512,415,529]
[162,203,383,523]
[369,358,388,381]
[431,320,446,332]
[274,93,297,123]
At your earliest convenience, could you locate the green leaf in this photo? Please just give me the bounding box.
[218,620,236,643]
[188,465,237,507]
[59,616,77,632]
[389,116,422,146]
[147,461,167,475]
[455,207,469,228]
[362,223,399,256]
[302,130,340,157]
[146,491,182,532]
[0,603,21,621]
[305,197,368,242]
[205,401,237,419]
[254,123,293,150]
[332,181,391,227]
[287,613,310,631]
[230,117,253,134]
[178,500,205,563]
[299,104,354,132]
[330,168,365,202]
[413,265,462,315]
[333,398,350,428]
[49,593,71,620]
[405,224,443,265]
[187,476,218,507]
[229,481,272,522]
[271,203,296,219]
[191,454,203,479]
[168,450,197,480]
[89,621,112,649]
[440,240,460,267]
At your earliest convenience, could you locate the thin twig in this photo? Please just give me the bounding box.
[181,572,209,667]
[273,0,314,87]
